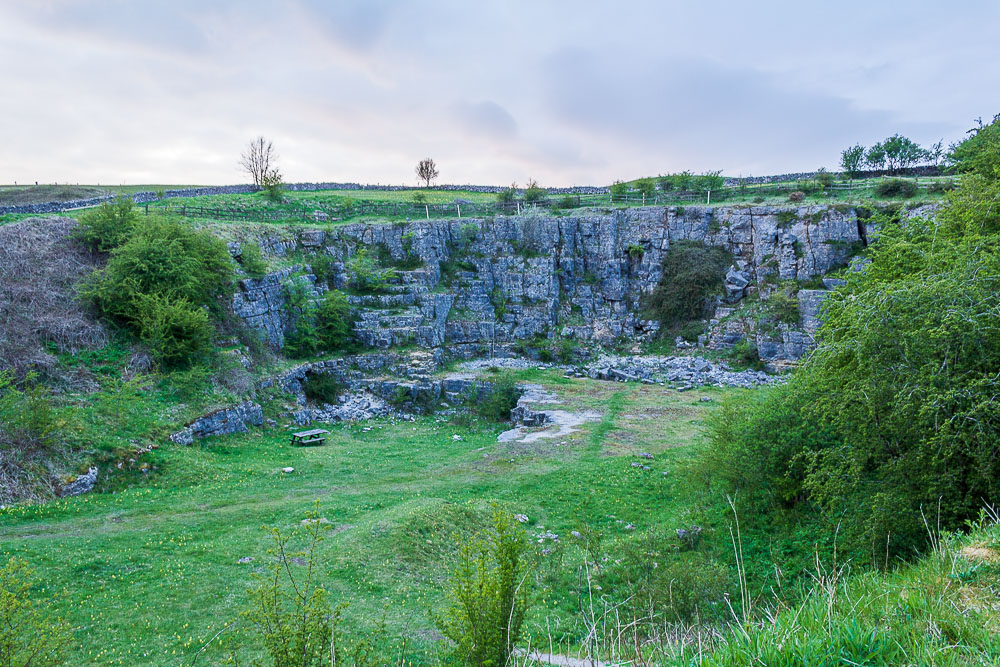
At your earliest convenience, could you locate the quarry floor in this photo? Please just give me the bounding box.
[0,369,741,665]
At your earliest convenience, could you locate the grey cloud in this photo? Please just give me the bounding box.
[452,100,518,140]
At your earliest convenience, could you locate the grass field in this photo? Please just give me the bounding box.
[0,368,734,665]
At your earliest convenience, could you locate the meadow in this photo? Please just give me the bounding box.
[0,369,733,665]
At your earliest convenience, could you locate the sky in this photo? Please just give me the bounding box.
[1,1,998,187]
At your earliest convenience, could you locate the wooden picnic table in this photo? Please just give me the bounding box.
[290,428,329,446]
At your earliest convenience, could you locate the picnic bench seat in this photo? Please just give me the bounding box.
[291,428,329,446]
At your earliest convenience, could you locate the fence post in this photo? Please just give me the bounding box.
[425,205,429,220]
[517,202,521,215]
[706,190,711,205]
[457,204,461,218]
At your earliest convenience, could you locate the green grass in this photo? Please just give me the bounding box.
[0,371,733,665]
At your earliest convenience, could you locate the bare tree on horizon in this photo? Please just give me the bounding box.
[415,158,439,188]
[240,137,278,188]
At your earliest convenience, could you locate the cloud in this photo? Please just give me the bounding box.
[0,1,997,185]
[451,100,518,140]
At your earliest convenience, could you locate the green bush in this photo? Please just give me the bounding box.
[347,248,395,294]
[242,509,333,667]
[80,216,234,368]
[947,113,1000,178]
[874,178,918,198]
[643,241,732,332]
[634,178,656,197]
[557,194,577,210]
[702,174,1000,564]
[496,184,517,206]
[726,339,763,370]
[315,289,354,350]
[436,507,534,667]
[240,241,267,278]
[609,181,629,198]
[0,371,60,452]
[302,373,345,404]
[74,194,139,252]
[307,252,335,287]
[0,557,69,666]
[284,288,356,359]
[523,179,545,203]
[475,374,521,423]
[768,284,800,324]
[133,294,214,368]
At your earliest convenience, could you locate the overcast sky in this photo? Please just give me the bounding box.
[2,1,998,187]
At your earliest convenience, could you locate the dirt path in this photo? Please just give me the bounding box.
[516,649,615,667]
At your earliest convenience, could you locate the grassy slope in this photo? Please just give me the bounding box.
[0,367,732,665]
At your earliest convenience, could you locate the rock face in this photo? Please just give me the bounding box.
[169,401,264,445]
[234,205,866,363]
[60,466,98,497]
[232,267,324,348]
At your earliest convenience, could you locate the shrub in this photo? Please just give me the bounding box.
[643,240,732,331]
[347,248,395,293]
[307,252,335,287]
[284,288,356,359]
[634,178,656,198]
[947,112,1000,178]
[133,294,214,368]
[475,374,521,422]
[603,540,729,624]
[80,216,234,368]
[240,241,268,278]
[609,181,629,198]
[436,507,534,667]
[261,168,284,203]
[0,557,69,666]
[787,190,806,202]
[74,194,139,252]
[242,509,333,667]
[814,167,835,189]
[557,195,577,210]
[768,284,800,324]
[874,178,918,198]
[523,179,545,203]
[316,289,355,349]
[727,339,763,370]
[302,373,345,404]
[496,183,517,207]
[702,175,1000,565]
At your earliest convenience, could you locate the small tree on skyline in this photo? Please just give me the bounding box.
[416,158,439,188]
[240,136,278,189]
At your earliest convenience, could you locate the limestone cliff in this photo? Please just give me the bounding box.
[232,205,868,363]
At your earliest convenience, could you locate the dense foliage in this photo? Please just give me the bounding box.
[703,171,1000,563]
[947,113,1000,178]
[644,241,732,333]
[81,216,234,367]
[73,194,139,252]
[0,557,69,666]
[283,288,356,359]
